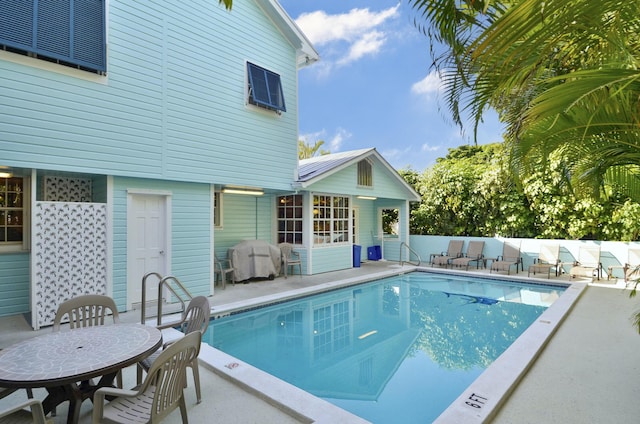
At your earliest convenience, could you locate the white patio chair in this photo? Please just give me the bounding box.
[0,398,52,424]
[279,243,301,278]
[137,296,210,404]
[93,331,201,424]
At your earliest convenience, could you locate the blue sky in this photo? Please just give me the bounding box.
[278,0,504,172]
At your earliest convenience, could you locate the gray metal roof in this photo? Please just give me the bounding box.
[298,148,374,182]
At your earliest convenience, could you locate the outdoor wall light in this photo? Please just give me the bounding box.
[356,196,377,200]
[222,188,264,196]
[0,172,13,178]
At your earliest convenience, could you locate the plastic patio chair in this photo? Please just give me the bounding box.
[214,252,236,289]
[53,294,120,330]
[279,243,301,278]
[431,240,464,267]
[0,399,52,424]
[528,243,560,278]
[93,331,201,424]
[490,242,522,275]
[137,296,210,404]
[451,241,485,270]
[53,294,123,401]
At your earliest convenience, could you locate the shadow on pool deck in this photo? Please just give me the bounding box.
[1,261,639,423]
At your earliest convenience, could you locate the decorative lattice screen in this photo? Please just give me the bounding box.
[32,201,107,329]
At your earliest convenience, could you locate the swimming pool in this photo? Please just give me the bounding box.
[202,271,568,423]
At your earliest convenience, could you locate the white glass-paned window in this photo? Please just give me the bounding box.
[277,195,302,244]
[313,195,349,245]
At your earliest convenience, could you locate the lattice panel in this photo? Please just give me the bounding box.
[32,201,107,329]
[43,176,92,202]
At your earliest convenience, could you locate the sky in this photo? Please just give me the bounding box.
[278,0,505,172]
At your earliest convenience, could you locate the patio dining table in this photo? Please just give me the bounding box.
[0,323,162,424]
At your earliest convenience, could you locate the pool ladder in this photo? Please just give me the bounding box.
[140,272,193,326]
[400,242,421,266]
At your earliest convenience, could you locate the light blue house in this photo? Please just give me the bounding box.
[0,0,419,328]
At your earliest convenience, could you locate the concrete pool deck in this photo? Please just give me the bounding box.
[1,261,639,423]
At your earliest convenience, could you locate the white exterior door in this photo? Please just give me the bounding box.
[127,193,170,309]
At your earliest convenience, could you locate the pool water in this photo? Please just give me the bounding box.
[203,272,565,423]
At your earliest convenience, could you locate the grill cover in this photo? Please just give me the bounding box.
[228,240,282,281]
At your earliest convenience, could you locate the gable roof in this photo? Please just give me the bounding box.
[255,0,319,68]
[296,148,421,201]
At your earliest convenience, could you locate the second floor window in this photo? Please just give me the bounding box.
[247,62,286,112]
[0,0,106,73]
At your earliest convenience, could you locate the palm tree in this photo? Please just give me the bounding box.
[409,0,640,200]
[219,0,232,9]
[298,139,330,159]
[409,0,640,329]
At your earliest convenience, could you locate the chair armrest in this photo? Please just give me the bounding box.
[93,387,141,423]
[0,399,48,423]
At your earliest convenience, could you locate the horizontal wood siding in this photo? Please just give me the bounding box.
[307,157,412,199]
[0,0,298,189]
[112,177,212,309]
[310,245,352,274]
[0,253,30,316]
[214,193,274,256]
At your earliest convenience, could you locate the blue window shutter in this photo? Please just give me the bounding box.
[0,0,35,49]
[73,0,106,70]
[0,0,105,73]
[247,62,286,112]
[37,0,71,57]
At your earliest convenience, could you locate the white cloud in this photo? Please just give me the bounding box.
[328,128,352,151]
[299,128,351,153]
[421,143,440,153]
[337,31,386,66]
[295,5,400,68]
[411,71,443,97]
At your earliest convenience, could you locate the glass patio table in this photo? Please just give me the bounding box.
[0,323,162,424]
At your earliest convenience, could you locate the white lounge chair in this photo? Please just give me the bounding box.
[528,243,560,278]
[569,246,602,280]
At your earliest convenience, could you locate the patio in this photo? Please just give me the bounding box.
[1,261,639,423]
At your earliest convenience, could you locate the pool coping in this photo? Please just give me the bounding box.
[197,266,584,424]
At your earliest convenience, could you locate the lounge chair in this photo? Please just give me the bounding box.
[528,243,560,278]
[490,242,522,275]
[137,296,210,404]
[607,247,640,282]
[451,241,485,270]
[431,240,464,267]
[569,246,602,280]
[93,331,201,424]
[279,242,302,278]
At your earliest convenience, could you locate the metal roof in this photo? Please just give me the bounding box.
[298,148,374,182]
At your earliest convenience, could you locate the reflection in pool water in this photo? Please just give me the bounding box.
[203,272,565,424]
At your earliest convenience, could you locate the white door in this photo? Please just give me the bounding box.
[127,193,169,309]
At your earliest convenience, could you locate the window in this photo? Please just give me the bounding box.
[247,62,286,112]
[313,195,349,245]
[214,191,222,227]
[357,159,373,187]
[0,0,106,73]
[277,195,302,244]
[0,177,24,245]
